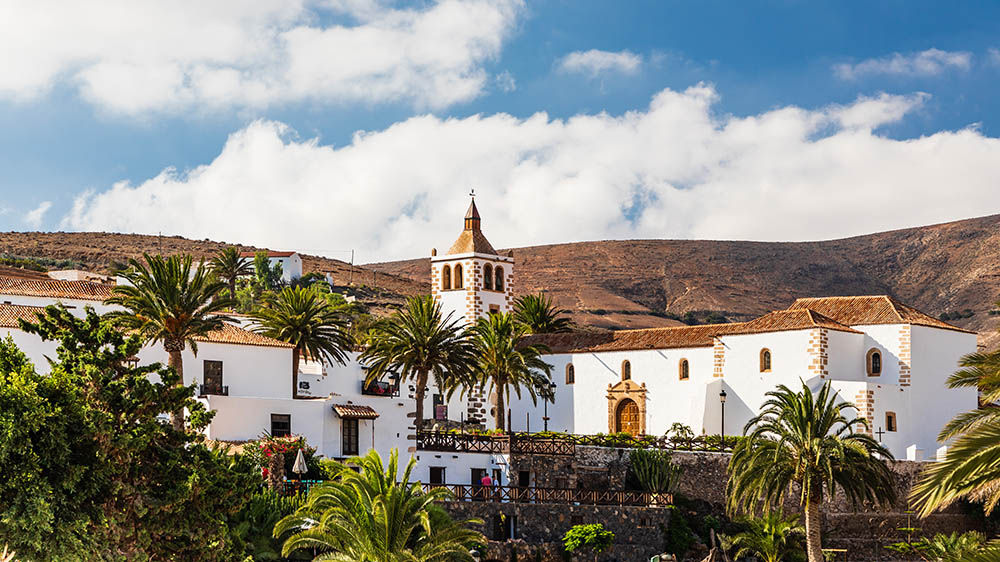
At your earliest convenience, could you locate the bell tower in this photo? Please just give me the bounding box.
[430,193,514,327]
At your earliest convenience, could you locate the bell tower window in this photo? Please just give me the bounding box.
[441,265,451,290]
[484,264,494,290]
[454,264,463,289]
[494,266,504,292]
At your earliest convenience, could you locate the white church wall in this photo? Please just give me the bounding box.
[824,328,866,381]
[854,324,905,385]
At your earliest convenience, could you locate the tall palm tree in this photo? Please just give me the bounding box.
[107,253,234,430]
[729,511,806,562]
[360,296,475,429]
[472,312,553,431]
[727,380,896,562]
[512,293,572,334]
[274,449,484,562]
[912,348,1000,517]
[251,286,353,399]
[209,247,253,300]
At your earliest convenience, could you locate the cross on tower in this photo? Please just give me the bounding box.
[469,188,476,199]
[875,426,885,442]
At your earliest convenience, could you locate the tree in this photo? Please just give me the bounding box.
[513,293,572,334]
[360,296,475,429]
[727,380,896,562]
[562,524,614,559]
[0,305,258,561]
[254,250,284,292]
[275,449,484,561]
[209,247,253,300]
[252,286,353,399]
[472,312,553,431]
[106,253,234,430]
[729,511,806,562]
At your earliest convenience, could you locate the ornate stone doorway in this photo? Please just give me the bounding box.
[616,399,641,435]
[607,379,647,435]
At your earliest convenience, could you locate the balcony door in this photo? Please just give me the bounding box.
[203,360,223,394]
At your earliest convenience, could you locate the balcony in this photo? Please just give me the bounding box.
[199,384,229,397]
[361,379,399,397]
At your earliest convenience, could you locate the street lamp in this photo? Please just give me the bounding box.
[543,382,557,432]
[719,388,727,450]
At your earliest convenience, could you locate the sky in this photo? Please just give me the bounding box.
[2,0,1000,262]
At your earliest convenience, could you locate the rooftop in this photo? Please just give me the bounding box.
[0,276,115,302]
[787,295,974,333]
[239,250,298,258]
[447,197,498,255]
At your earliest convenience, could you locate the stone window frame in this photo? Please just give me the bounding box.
[483,263,494,290]
[760,348,772,373]
[441,265,451,290]
[885,411,897,432]
[566,363,575,384]
[678,358,689,380]
[866,348,882,377]
[621,359,631,381]
[494,266,505,292]
[453,264,464,289]
[606,379,647,435]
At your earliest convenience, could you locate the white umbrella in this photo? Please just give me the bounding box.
[292,448,308,477]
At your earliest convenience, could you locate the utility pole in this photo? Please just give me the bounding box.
[349,249,354,285]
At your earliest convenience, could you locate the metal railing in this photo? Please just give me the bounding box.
[199,384,229,396]
[416,430,735,455]
[424,483,672,507]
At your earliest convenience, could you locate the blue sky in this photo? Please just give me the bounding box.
[2,1,1000,260]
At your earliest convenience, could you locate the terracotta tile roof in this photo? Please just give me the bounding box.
[527,323,748,354]
[333,404,380,419]
[0,303,47,328]
[0,276,115,301]
[447,229,498,255]
[726,309,862,335]
[194,324,294,348]
[787,295,975,333]
[239,250,297,258]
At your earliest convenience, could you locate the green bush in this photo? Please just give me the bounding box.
[563,524,615,555]
[627,448,683,493]
[662,506,695,558]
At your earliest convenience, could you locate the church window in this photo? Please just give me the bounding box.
[621,360,631,381]
[454,264,463,289]
[566,364,575,384]
[494,266,504,292]
[441,265,451,290]
[679,359,689,380]
[867,348,882,376]
[886,411,897,432]
[760,349,772,373]
[484,264,493,290]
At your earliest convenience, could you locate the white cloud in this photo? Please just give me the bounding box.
[0,0,523,114]
[558,49,642,78]
[989,48,1000,65]
[60,85,1000,262]
[495,70,516,93]
[834,48,972,80]
[24,201,52,229]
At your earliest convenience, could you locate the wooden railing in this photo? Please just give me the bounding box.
[424,483,672,507]
[416,430,735,455]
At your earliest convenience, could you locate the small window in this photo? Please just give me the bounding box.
[489,304,500,315]
[566,364,575,384]
[760,349,772,372]
[270,413,291,437]
[430,466,446,485]
[441,265,451,290]
[679,359,689,380]
[484,264,494,290]
[454,264,463,289]
[867,348,882,376]
[495,266,504,292]
[203,360,223,393]
[886,411,897,432]
[342,418,359,456]
[621,360,631,381]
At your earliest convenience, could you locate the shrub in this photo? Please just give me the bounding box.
[662,506,695,558]
[628,449,683,494]
[563,524,615,555]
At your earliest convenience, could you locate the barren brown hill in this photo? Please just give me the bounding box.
[0,231,425,313]
[368,214,1000,346]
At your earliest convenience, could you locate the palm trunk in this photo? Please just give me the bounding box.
[167,349,185,432]
[228,279,237,303]
[804,497,824,562]
[291,348,300,399]
[414,368,429,429]
[494,385,506,431]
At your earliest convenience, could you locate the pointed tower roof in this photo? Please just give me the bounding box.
[447,194,497,255]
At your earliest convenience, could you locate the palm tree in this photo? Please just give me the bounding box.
[274,449,484,561]
[107,253,234,430]
[252,286,353,399]
[359,296,475,429]
[472,312,553,431]
[886,531,987,562]
[209,247,253,300]
[729,511,806,562]
[512,293,572,334]
[912,347,1000,517]
[727,380,896,562]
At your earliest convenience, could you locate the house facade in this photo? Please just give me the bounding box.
[239,250,303,283]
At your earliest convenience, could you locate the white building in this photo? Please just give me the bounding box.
[240,250,303,283]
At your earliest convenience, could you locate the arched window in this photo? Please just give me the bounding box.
[621,360,631,381]
[867,348,882,376]
[760,349,772,372]
[494,266,504,292]
[566,364,575,384]
[454,264,463,289]
[483,264,493,290]
[885,411,897,432]
[679,359,689,380]
[441,265,451,290]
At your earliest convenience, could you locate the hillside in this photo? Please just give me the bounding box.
[368,214,1000,347]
